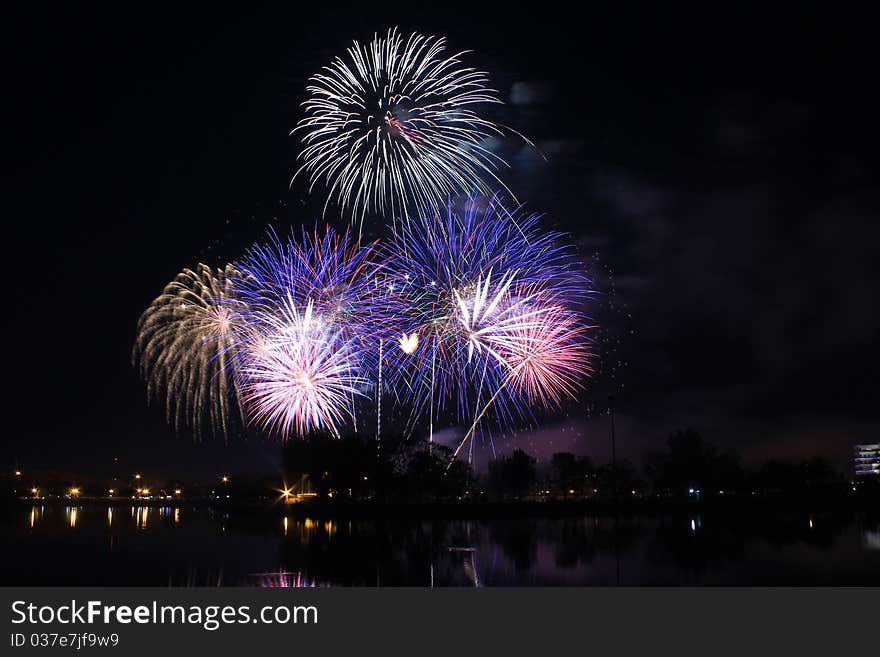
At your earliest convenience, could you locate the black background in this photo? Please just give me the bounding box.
[5,4,878,478]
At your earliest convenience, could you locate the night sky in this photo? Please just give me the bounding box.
[6,5,878,478]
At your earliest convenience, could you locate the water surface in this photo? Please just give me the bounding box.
[3,504,879,586]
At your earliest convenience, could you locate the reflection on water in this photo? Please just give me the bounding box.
[448,547,481,587]
[3,504,880,586]
[249,571,327,588]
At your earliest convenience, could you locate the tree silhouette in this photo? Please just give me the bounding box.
[489,448,537,499]
[644,429,744,497]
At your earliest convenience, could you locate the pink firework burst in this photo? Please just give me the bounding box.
[237,301,364,438]
[501,306,593,409]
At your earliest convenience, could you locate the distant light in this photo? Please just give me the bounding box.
[809,518,814,530]
[30,487,38,495]
[69,487,80,496]
[398,332,418,354]
[690,519,696,532]
[134,474,141,480]
[108,489,115,495]
[14,470,22,477]
[174,489,182,495]
[221,476,229,483]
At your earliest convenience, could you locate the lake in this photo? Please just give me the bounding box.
[3,503,880,586]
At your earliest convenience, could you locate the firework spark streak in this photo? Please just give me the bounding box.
[294,27,521,225]
[133,264,244,439]
[373,196,592,439]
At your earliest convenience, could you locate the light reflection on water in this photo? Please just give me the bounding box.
[249,571,326,588]
[9,504,880,586]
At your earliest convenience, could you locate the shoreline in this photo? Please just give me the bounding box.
[9,496,880,518]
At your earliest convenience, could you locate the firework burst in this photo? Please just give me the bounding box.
[235,300,365,438]
[229,225,381,438]
[498,305,592,408]
[133,264,244,439]
[234,226,378,334]
[373,197,591,433]
[294,27,521,225]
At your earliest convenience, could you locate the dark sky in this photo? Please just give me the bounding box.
[6,4,878,478]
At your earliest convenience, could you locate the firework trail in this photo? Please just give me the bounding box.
[294,27,524,226]
[133,264,244,439]
[373,196,592,440]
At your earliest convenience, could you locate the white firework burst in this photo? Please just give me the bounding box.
[294,27,518,225]
[236,300,365,439]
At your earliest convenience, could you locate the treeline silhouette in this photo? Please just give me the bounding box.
[537,428,878,503]
[277,428,878,504]
[281,432,471,503]
[4,428,877,506]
